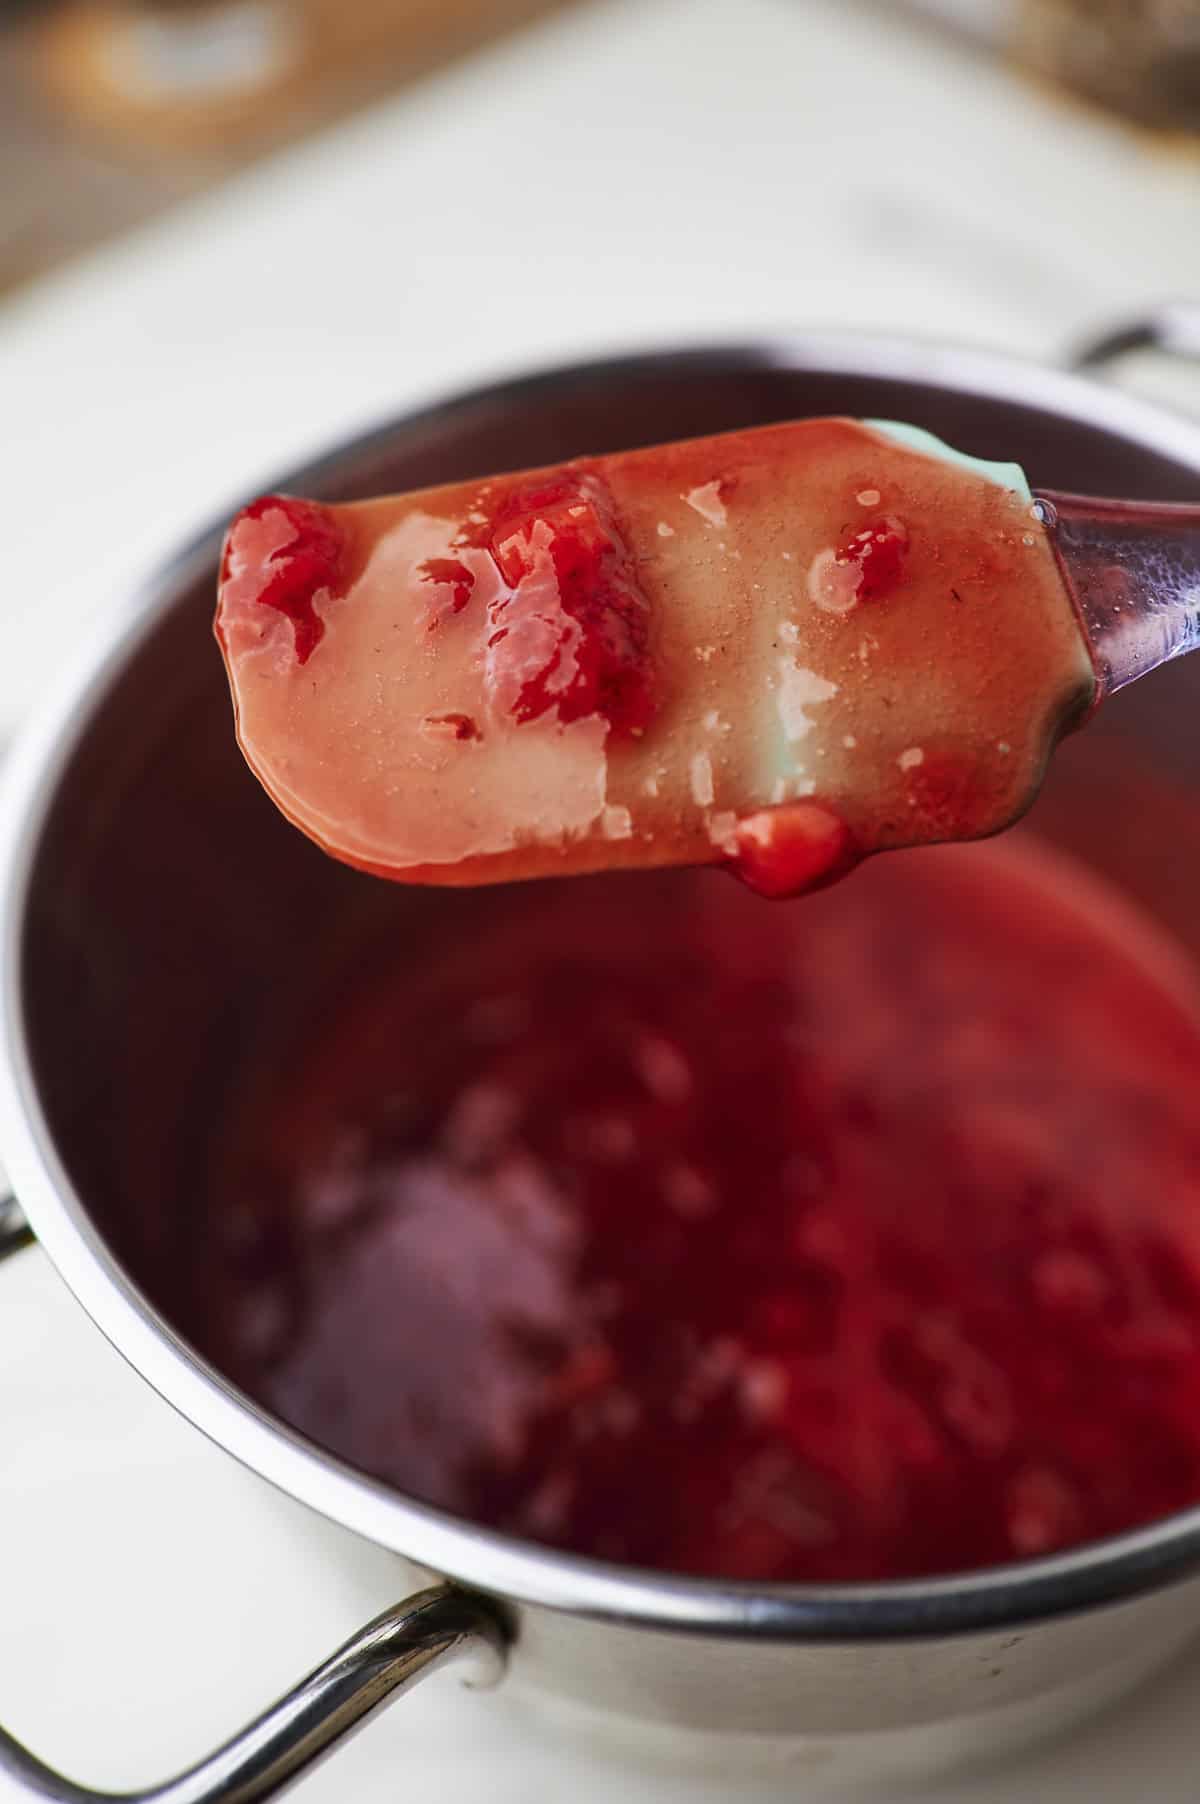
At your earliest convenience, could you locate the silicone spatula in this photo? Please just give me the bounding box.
[214,418,1199,898]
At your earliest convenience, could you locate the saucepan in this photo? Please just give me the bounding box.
[4,317,1200,1801]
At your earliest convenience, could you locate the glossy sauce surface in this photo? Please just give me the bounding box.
[209,839,1200,1581]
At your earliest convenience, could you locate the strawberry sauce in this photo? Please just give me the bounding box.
[211,839,1200,1582]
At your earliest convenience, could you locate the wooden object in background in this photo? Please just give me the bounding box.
[34,0,572,152]
[897,0,1200,132]
[1014,0,1200,132]
[0,0,570,293]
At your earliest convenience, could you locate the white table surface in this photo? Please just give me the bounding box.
[4,1,1200,1797]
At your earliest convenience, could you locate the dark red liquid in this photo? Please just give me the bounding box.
[212,840,1200,1581]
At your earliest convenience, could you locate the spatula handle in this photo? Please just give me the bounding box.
[1035,490,1200,700]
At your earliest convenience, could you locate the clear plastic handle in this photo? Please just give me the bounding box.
[1036,490,1200,699]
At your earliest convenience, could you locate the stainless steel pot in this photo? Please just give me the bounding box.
[4,319,1200,1802]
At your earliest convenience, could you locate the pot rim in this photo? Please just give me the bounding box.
[6,329,1200,1641]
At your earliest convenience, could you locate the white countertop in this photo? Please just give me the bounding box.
[4,1,1200,1797]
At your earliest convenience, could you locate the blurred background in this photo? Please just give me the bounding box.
[4,0,1200,746]
[4,0,1200,295]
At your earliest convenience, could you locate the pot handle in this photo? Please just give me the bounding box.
[0,1192,508,1801]
[1071,301,1200,371]
[0,1584,506,1804]
[0,1191,34,1261]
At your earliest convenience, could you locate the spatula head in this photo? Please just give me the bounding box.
[215,418,1093,896]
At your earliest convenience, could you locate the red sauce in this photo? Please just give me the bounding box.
[223,497,346,666]
[212,840,1200,1581]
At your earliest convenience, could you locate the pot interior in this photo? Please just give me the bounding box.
[17,347,1200,1585]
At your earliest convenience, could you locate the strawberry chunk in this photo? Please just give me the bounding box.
[483,473,656,735]
[222,496,345,665]
[837,515,909,603]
